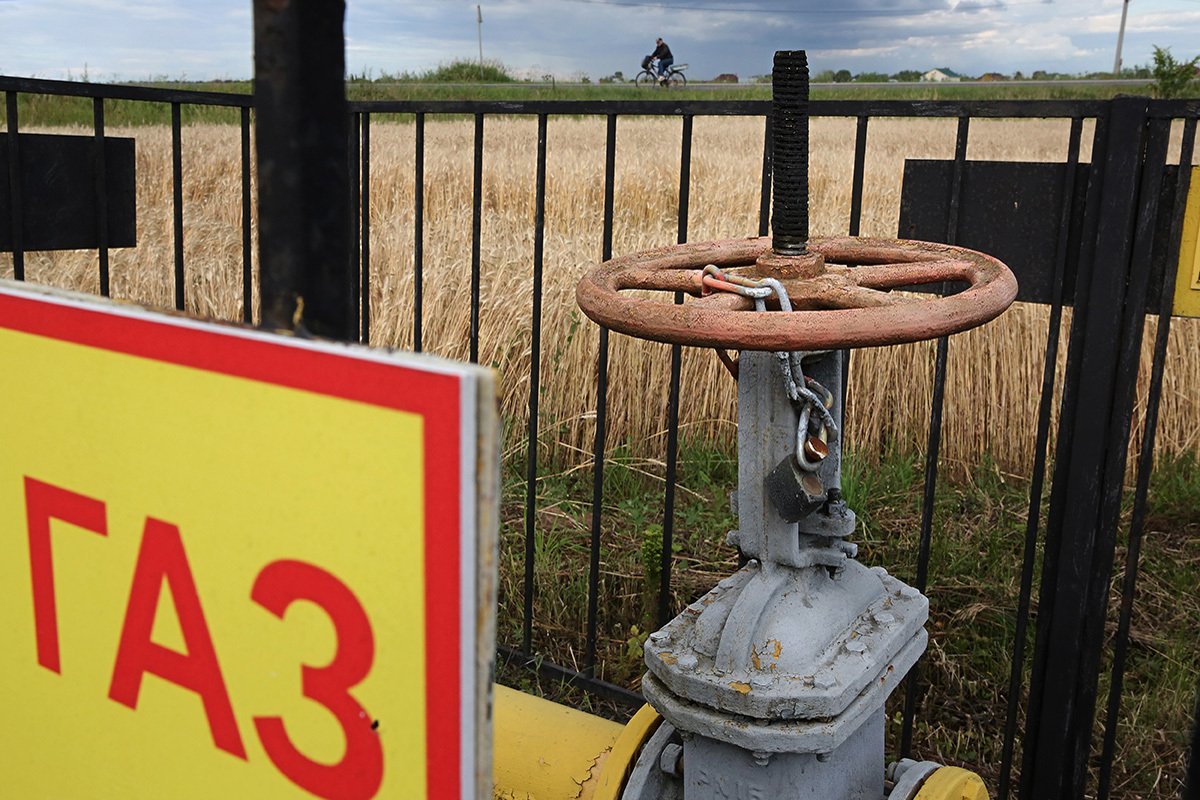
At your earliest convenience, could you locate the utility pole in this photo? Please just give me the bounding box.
[477,5,484,80]
[1113,0,1131,76]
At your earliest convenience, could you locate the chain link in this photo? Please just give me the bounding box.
[702,264,839,472]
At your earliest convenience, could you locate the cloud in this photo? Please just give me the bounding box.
[2,0,1198,81]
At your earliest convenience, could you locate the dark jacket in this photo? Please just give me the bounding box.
[653,41,672,60]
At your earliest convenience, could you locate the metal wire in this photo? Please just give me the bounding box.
[702,263,838,458]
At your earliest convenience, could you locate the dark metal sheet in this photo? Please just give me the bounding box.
[0,133,135,251]
[899,159,1088,306]
[899,159,1185,314]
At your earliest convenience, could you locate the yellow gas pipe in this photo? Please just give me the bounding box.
[492,685,660,800]
[492,685,988,800]
[913,766,989,800]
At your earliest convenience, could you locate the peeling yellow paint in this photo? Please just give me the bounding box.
[492,685,623,800]
[658,653,678,665]
[570,750,612,799]
[752,639,783,672]
[730,681,752,694]
[594,704,662,800]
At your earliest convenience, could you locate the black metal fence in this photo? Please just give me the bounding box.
[3,75,1199,799]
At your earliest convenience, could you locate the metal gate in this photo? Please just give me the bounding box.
[3,75,1198,798]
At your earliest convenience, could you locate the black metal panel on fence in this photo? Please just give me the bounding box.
[899,159,1086,306]
[0,133,135,251]
[899,158,1191,314]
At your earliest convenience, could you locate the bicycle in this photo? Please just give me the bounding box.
[635,59,687,87]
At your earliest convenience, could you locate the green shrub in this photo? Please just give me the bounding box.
[1151,45,1199,99]
[420,59,514,83]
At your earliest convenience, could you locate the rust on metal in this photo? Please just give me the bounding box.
[575,235,1018,351]
[753,250,825,281]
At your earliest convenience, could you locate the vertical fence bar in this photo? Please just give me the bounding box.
[522,113,549,655]
[1021,110,1112,800]
[1189,691,1200,799]
[1095,115,1186,800]
[360,112,371,343]
[1164,130,1199,800]
[1072,111,1168,800]
[676,116,692,245]
[92,98,110,297]
[657,114,692,627]
[171,102,185,311]
[603,115,617,263]
[847,115,869,238]
[841,114,870,432]
[758,114,772,237]
[997,116,1084,800]
[900,115,969,758]
[585,114,618,675]
[1023,97,1152,799]
[5,91,23,280]
[240,107,253,323]
[469,112,484,363]
[348,113,360,339]
[413,112,425,352]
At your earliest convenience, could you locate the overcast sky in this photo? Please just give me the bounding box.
[2,0,1199,82]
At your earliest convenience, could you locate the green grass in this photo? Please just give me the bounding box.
[497,438,1199,797]
[2,78,1161,128]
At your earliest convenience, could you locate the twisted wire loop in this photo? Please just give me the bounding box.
[770,50,810,257]
[700,263,838,464]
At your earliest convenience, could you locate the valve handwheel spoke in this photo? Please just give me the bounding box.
[576,235,1017,351]
[796,278,912,309]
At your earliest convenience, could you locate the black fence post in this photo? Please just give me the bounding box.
[1021,96,1154,799]
[253,0,353,339]
[1189,690,1200,800]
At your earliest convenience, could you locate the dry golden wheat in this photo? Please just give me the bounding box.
[4,118,1197,475]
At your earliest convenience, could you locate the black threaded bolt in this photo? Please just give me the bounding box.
[770,50,810,256]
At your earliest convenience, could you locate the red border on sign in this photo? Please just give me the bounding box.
[0,290,462,799]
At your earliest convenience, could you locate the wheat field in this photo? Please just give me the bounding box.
[5,114,1199,798]
[6,116,1197,477]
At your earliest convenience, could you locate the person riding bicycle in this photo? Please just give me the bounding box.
[645,37,673,84]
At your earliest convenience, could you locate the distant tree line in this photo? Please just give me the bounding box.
[348,52,1197,96]
[808,66,1162,83]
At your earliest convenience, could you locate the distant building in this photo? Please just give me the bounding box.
[714,73,739,84]
[921,68,964,82]
[979,72,1008,82]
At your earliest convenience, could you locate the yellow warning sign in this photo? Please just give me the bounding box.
[0,282,497,799]
[1173,169,1200,318]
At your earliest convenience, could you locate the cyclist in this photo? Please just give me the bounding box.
[647,37,673,84]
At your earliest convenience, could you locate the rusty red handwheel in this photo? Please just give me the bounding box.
[576,235,1018,351]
